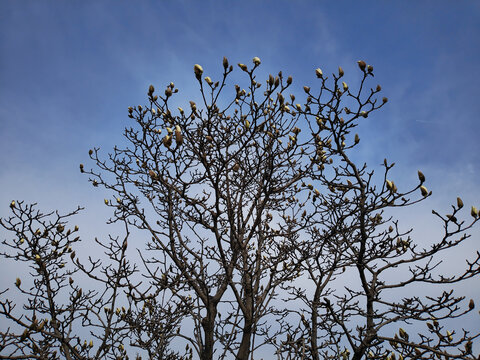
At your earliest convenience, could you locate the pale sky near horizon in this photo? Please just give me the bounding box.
[0,0,479,355]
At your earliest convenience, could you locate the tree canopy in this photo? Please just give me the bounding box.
[1,57,479,360]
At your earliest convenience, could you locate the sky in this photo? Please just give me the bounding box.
[0,0,479,355]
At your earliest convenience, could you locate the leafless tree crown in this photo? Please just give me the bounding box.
[1,57,479,360]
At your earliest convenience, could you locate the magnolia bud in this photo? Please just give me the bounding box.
[37,320,45,331]
[233,163,240,172]
[163,135,172,147]
[303,86,310,93]
[399,328,408,340]
[447,214,458,223]
[149,170,157,179]
[287,76,293,85]
[252,57,261,66]
[205,76,213,85]
[420,185,428,197]
[447,330,453,342]
[89,149,93,155]
[148,84,154,95]
[10,200,15,208]
[386,180,393,191]
[79,164,84,173]
[342,81,348,91]
[354,134,360,144]
[382,97,388,103]
[417,170,425,183]
[471,206,479,218]
[338,66,344,77]
[57,224,64,233]
[238,63,247,71]
[367,65,373,73]
[357,60,366,71]
[469,299,475,309]
[175,125,183,145]
[194,64,203,79]
[15,278,21,287]
[315,68,323,78]
[223,56,229,69]
[277,93,284,104]
[457,197,464,209]
[104,199,109,205]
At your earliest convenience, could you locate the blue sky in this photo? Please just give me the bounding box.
[0,0,479,351]
[1,1,479,204]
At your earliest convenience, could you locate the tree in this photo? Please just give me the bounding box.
[1,57,479,360]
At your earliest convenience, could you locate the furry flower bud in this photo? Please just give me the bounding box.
[357,60,366,71]
[417,170,425,183]
[471,206,479,218]
[175,125,183,145]
[457,197,464,209]
[420,185,428,197]
[194,64,203,79]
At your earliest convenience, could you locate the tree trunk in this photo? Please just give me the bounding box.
[200,304,217,360]
[236,272,254,360]
[236,321,252,360]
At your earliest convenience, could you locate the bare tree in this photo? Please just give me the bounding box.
[1,57,479,360]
